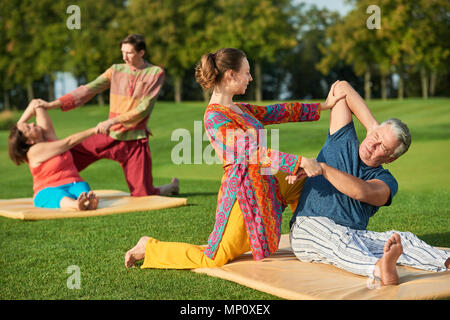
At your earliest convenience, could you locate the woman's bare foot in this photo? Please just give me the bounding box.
[375,233,403,286]
[125,236,150,268]
[158,177,179,196]
[87,191,99,210]
[77,192,90,211]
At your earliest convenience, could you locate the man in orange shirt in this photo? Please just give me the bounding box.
[37,34,178,196]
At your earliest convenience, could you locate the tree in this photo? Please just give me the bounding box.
[394,0,450,98]
[210,0,297,101]
[64,0,126,105]
[317,1,377,100]
[0,5,13,109]
[126,0,217,103]
[1,0,43,101]
[284,4,344,99]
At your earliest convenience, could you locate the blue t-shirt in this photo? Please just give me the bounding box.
[291,121,398,230]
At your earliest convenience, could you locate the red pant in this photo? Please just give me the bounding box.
[70,134,160,197]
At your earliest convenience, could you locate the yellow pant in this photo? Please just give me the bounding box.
[141,171,305,269]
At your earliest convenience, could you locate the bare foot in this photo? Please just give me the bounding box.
[125,236,150,268]
[445,258,450,269]
[87,191,99,210]
[158,177,179,196]
[375,233,403,286]
[77,192,89,211]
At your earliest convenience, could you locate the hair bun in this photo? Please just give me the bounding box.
[195,53,219,90]
[195,48,246,90]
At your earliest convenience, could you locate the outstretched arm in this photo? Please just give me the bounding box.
[329,81,379,135]
[27,127,97,168]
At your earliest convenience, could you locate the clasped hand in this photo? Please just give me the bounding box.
[322,80,347,110]
[95,119,115,135]
[285,157,323,184]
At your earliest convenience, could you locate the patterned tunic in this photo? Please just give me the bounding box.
[203,102,321,260]
[58,63,165,141]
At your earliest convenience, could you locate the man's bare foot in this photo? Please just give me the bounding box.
[77,192,90,211]
[158,177,179,196]
[87,191,99,210]
[375,233,403,286]
[125,236,150,268]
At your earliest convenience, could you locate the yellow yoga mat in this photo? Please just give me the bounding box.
[0,190,188,221]
[193,234,450,300]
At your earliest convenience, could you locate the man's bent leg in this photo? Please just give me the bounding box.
[69,135,108,172]
[119,138,160,197]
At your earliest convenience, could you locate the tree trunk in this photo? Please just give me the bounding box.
[380,74,387,100]
[255,61,262,102]
[364,70,371,100]
[3,89,11,110]
[174,75,182,103]
[429,71,437,97]
[420,67,428,99]
[202,89,211,102]
[48,75,55,102]
[27,81,34,101]
[397,73,404,100]
[97,92,105,106]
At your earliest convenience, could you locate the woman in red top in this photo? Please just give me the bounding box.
[8,99,99,210]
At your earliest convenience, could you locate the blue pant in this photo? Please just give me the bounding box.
[34,181,91,208]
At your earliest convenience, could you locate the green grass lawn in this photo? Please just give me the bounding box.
[0,98,449,300]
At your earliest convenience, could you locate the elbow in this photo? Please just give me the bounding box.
[354,191,368,203]
[334,80,351,95]
[355,187,388,207]
[350,184,373,203]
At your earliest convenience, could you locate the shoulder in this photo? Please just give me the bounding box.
[365,166,398,205]
[144,63,165,76]
[370,167,398,190]
[110,64,124,72]
[204,105,231,128]
[327,121,357,142]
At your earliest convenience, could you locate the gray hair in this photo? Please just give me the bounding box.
[380,118,411,158]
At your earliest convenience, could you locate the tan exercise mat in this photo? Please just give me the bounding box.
[193,234,450,300]
[0,190,187,221]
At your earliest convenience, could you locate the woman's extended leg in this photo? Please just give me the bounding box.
[125,199,250,269]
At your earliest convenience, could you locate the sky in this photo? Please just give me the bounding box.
[295,0,353,16]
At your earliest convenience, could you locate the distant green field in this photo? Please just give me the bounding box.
[0,98,449,299]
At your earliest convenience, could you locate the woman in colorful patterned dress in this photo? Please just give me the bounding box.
[124,48,345,269]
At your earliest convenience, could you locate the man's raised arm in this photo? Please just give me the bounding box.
[329,81,379,135]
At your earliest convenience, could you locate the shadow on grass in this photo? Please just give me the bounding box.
[178,192,217,197]
[418,232,450,248]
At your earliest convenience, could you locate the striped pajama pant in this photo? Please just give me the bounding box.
[290,216,449,278]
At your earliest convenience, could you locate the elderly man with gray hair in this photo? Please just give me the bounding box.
[287,81,449,286]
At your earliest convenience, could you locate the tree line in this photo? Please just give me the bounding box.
[0,0,448,110]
